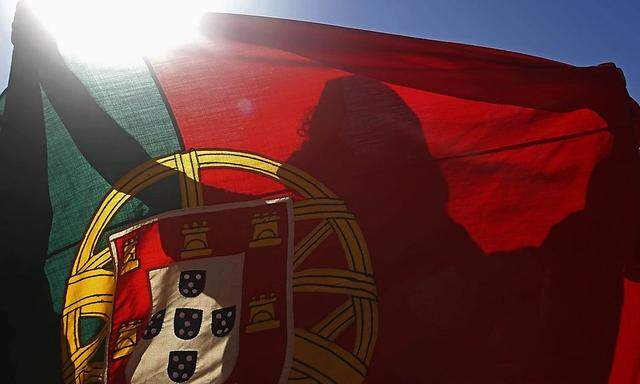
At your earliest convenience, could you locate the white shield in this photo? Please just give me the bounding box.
[125,254,244,384]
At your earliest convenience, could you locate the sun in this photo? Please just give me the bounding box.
[25,0,232,65]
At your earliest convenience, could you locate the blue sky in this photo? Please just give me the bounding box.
[1,0,638,101]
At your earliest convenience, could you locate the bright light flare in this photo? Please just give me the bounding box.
[27,0,212,65]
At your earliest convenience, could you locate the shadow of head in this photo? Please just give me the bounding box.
[287,75,481,268]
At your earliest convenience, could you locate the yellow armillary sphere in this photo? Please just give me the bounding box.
[61,149,379,384]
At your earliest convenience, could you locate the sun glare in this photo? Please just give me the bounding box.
[26,0,216,65]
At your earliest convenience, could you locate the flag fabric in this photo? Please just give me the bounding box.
[1,5,640,384]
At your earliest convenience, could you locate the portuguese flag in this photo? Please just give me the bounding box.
[1,4,640,384]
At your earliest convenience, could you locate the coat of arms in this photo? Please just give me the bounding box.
[60,150,377,384]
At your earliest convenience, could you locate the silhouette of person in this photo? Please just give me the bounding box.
[286,75,632,383]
